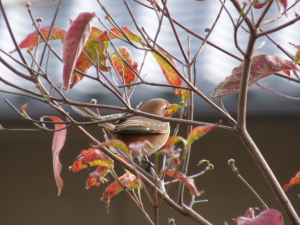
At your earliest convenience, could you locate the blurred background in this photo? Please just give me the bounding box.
[0,0,300,224]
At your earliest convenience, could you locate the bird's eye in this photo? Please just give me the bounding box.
[164,105,169,109]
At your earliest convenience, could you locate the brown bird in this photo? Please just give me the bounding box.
[72,98,170,154]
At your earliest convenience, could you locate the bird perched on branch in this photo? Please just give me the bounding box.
[72,98,170,154]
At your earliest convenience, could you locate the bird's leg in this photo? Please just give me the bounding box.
[142,156,155,172]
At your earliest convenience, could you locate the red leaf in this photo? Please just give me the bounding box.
[279,0,288,13]
[111,46,138,87]
[62,12,96,90]
[10,26,66,53]
[160,169,201,196]
[41,116,67,197]
[283,170,300,190]
[211,55,300,98]
[235,208,283,225]
[69,35,108,89]
[101,173,141,201]
[151,48,182,96]
[85,166,110,189]
[69,148,113,172]
[253,0,271,9]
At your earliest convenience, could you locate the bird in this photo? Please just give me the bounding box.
[72,98,170,155]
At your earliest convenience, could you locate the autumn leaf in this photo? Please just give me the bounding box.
[128,141,154,162]
[151,48,182,96]
[99,140,129,154]
[211,55,300,98]
[111,46,138,87]
[164,136,187,148]
[165,104,181,117]
[99,27,143,45]
[234,208,283,225]
[253,0,271,9]
[10,26,66,53]
[160,169,201,196]
[62,12,96,90]
[294,49,300,65]
[41,116,67,197]
[85,166,110,189]
[101,173,141,201]
[187,124,215,146]
[283,170,300,190]
[69,148,113,172]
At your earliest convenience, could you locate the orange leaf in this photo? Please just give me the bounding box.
[62,12,96,90]
[151,48,182,96]
[211,55,300,98]
[111,46,138,87]
[10,26,66,53]
[187,125,215,145]
[41,116,67,197]
[69,148,113,172]
[128,141,154,162]
[99,27,143,45]
[164,136,187,148]
[165,104,181,117]
[101,173,141,201]
[160,169,201,196]
[283,170,300,190]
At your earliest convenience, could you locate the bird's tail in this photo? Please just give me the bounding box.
[71,106,115,131]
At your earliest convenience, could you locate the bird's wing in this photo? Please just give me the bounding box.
[112,117,169,134]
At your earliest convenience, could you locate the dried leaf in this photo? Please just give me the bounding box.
[211,55,300,98]
[62,12,96,90]
[41,116,67,197]
[283,170,300,190]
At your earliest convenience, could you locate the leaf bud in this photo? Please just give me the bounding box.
[228,158,235,166]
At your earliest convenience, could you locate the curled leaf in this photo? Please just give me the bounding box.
[283,170,300,190]
[41,116,67,197]
[86,166,110,189]
[69,148,113,172]
[160,169,201,196]
[101,173,141,201]
[211,55,300,98]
